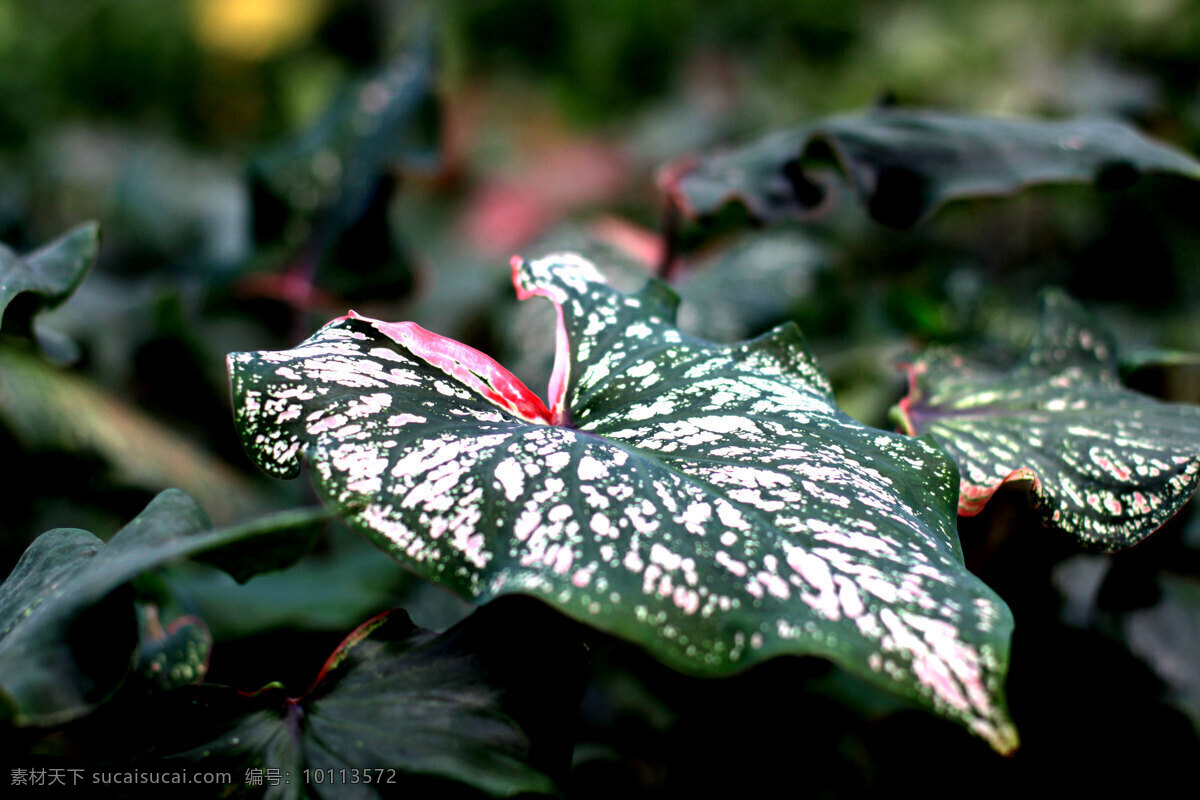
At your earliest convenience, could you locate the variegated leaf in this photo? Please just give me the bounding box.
[895,290,1200,549]
[229,254,1017,752]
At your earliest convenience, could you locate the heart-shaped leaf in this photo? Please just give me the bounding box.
[894,290,1200,549]
[0,489,326,726]
[229,254,1018,752]
[153,600,583,798]
[0,222,99,342]
[661,110,1200,229]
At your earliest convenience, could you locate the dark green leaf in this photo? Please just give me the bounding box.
[230,254,1017,752]
[895,290,1200,549]
[1120,348,1200,374]
[662,110,1200,229]
[0,222,100,341]
[156,601,582,798]
[247,30,438,303]
[162,528,472,641]
[0,490,326,726]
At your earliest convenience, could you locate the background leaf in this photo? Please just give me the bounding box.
[0,489,326,726]
[153,599,584,799]
[244,26,440,311]
[663,110,1200,229]
[895,290,1200,549]
[230,254,1017,751]
[0,222,99,346]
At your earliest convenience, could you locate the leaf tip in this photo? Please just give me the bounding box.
[983,718,1021,756]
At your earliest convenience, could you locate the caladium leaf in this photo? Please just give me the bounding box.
[154,601,582,798]
[661,110,1200,229]
[229,254,1018,752]
[0,222,99,341]
[0,490,326,726]
[895,290,1200,549]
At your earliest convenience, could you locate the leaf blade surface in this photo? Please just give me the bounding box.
[230,254,1018,751]
[896,290,1200,548]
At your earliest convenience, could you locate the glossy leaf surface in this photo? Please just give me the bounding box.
[896,291,1200,549]
[156,601,582,798]
[662,110,1200,229]
[0,490,326,726]
[230,254,1017,751]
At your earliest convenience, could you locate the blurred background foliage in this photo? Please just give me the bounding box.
[4,0,1200,795]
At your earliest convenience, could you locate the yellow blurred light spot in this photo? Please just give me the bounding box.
[192,0,326,61]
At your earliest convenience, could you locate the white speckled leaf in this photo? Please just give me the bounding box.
[896,290,1200,550]
[229,254,1017,752]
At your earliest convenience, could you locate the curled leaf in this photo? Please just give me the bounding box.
[0,222,99,343]
[662,110,1200,229]
[133,607,211,693]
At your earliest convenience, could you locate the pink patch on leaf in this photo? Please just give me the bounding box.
[344,310,557,425]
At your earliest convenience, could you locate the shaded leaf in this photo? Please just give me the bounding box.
[0,222,100,342]
[229,254,1017,751]
[163,528,472,641]
[674,230,828,342]
[1122,574,1200,730]
[0,346,266,524]
[156,601,583,798]
[0,490,326,726]
[895,290,1200,549]
[1051,555,1112,628]
[1120,348,1200,374]
[247,30,439,307]
[662,110,1200,229]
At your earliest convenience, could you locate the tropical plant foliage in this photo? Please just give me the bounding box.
[6,2,1200,797]
[661,111,1200,229]
[895,290,1200,548]
[230,253,1016,750]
